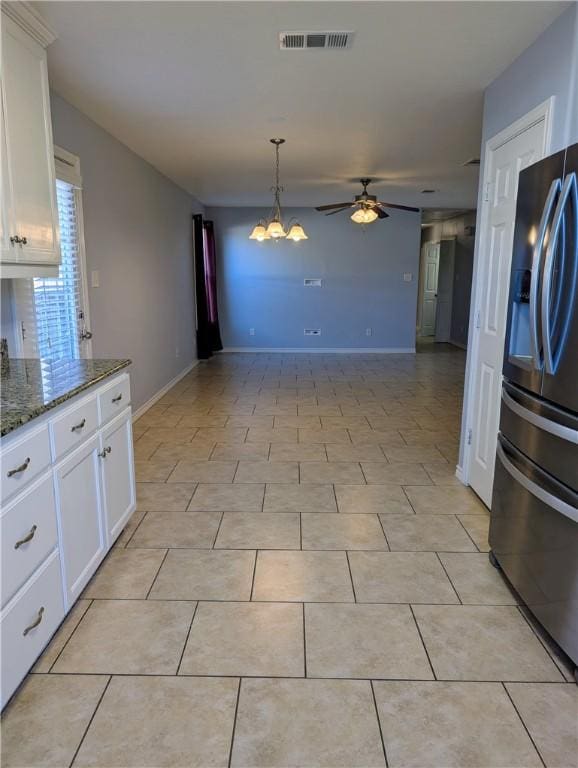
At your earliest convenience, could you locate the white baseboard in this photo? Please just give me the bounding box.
[132,360,199,422]
[221,347,416,354]
[455,464,468,486]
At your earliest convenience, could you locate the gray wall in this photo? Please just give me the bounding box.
[482,3,578,152]
[207,206,422,351]
[1,94,203,412]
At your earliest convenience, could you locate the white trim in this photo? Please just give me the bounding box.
[455,464,467,486]
[54,145,82,188]
[221,347,416,354]
[132,361,199,422]
[459,96,554,487]
[1,1,57,48]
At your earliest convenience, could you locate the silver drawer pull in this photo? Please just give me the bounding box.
[14,525,37,550]
[98,446,112,459]
[23,607,44,636]
[112,394,123,403]
[7,457,31,478]
[70,418,86,433]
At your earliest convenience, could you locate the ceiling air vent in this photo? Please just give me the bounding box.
[279,31,354,50]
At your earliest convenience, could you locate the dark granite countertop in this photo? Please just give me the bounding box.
[1,358,131,437]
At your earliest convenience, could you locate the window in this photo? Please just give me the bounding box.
[15,148,91,360]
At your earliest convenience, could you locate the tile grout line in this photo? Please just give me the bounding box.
[68,675,112,767]
[345,551,358,603]
[434,551,462,604]
[454,513,483,552]
[249,551,259,601]
[370,679,389,768]
[376,514,391,551]
[501,682,547,767]
[145,548,170,599]
[302,602,308,678]
[227,677,242,768]
[47,599,94,673]
[175,600,199,675]
[409,604,437,680]
[211,512,225,549]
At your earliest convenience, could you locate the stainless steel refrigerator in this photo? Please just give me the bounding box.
[490,141,578,671]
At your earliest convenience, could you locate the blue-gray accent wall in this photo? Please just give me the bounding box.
[207,206,422,351]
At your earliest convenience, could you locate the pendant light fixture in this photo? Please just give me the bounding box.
[249,139,308,243]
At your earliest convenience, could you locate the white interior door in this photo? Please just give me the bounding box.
[420,242,440,336]
[468,118,548,506]
[435,239,456,342]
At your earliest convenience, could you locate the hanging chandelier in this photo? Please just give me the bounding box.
[249,138,308,243]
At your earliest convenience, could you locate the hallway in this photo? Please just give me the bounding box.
[2,350,575,768]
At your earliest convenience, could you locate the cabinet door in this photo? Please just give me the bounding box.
[100,408,136,544]
[0,96,15,262]
[1,17,59,265]
[54,436,106,607]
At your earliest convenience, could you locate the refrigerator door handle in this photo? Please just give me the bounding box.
[542,172,578,374]
[501,388,578,444]
[529,177,562,369]
[496,441,578,523]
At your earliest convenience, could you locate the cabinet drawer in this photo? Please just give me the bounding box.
[1,551,65,708]
[1,473,58,608]
[50,396,98,460]
[0,424,51,504]
[98,374,131,425]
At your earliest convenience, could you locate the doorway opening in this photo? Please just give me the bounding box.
[416,210,477,350]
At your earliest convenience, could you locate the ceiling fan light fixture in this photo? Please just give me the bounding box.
[286,223,308,241]
[351,207,378,224]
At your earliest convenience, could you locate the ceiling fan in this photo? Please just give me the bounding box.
[315,178,420,224]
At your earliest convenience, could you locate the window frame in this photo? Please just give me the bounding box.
[13,146,92,359]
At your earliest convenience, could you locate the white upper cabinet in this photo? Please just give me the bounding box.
[1,4,60,276]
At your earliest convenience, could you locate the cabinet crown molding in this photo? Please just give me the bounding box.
[1,1,57,47]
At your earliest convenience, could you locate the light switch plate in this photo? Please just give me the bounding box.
[403,273,413,282]
[91,270,100,288]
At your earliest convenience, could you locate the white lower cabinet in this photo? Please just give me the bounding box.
[0,371,135,708]
[0,551,64,706]
[100,408,135,542]
[55,435,106,608]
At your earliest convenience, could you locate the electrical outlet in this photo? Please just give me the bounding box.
[304,329,321,336]
[175,346,180,358]
[91,270,100,288]
[365,328,372,336]
[249,328,255,336]
[304,278,322,287]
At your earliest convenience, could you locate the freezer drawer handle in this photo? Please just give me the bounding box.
[496,442,578,524]
[502,389,578,445]
[529,178,561,370]
[541,171,578,375]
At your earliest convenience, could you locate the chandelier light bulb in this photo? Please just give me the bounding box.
[249,223,268,241]
[266,220,286,239]
[287,223,308,241]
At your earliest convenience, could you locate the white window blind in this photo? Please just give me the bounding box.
[16,175,88,361]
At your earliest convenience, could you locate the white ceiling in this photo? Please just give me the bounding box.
[36,1,568,208]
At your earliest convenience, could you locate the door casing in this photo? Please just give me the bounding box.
[458,97,554,492]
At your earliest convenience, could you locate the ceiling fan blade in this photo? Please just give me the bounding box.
[375,207,390,219]
[315,203,354,211]
[325,206,352,216]
[377,201,420,213]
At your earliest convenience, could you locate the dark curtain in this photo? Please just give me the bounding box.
[193,214,223,359]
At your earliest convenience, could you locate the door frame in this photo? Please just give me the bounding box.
[416,239,440,337]
[457,97,554,486]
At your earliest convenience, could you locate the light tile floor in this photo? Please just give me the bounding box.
[2,350,576,768]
